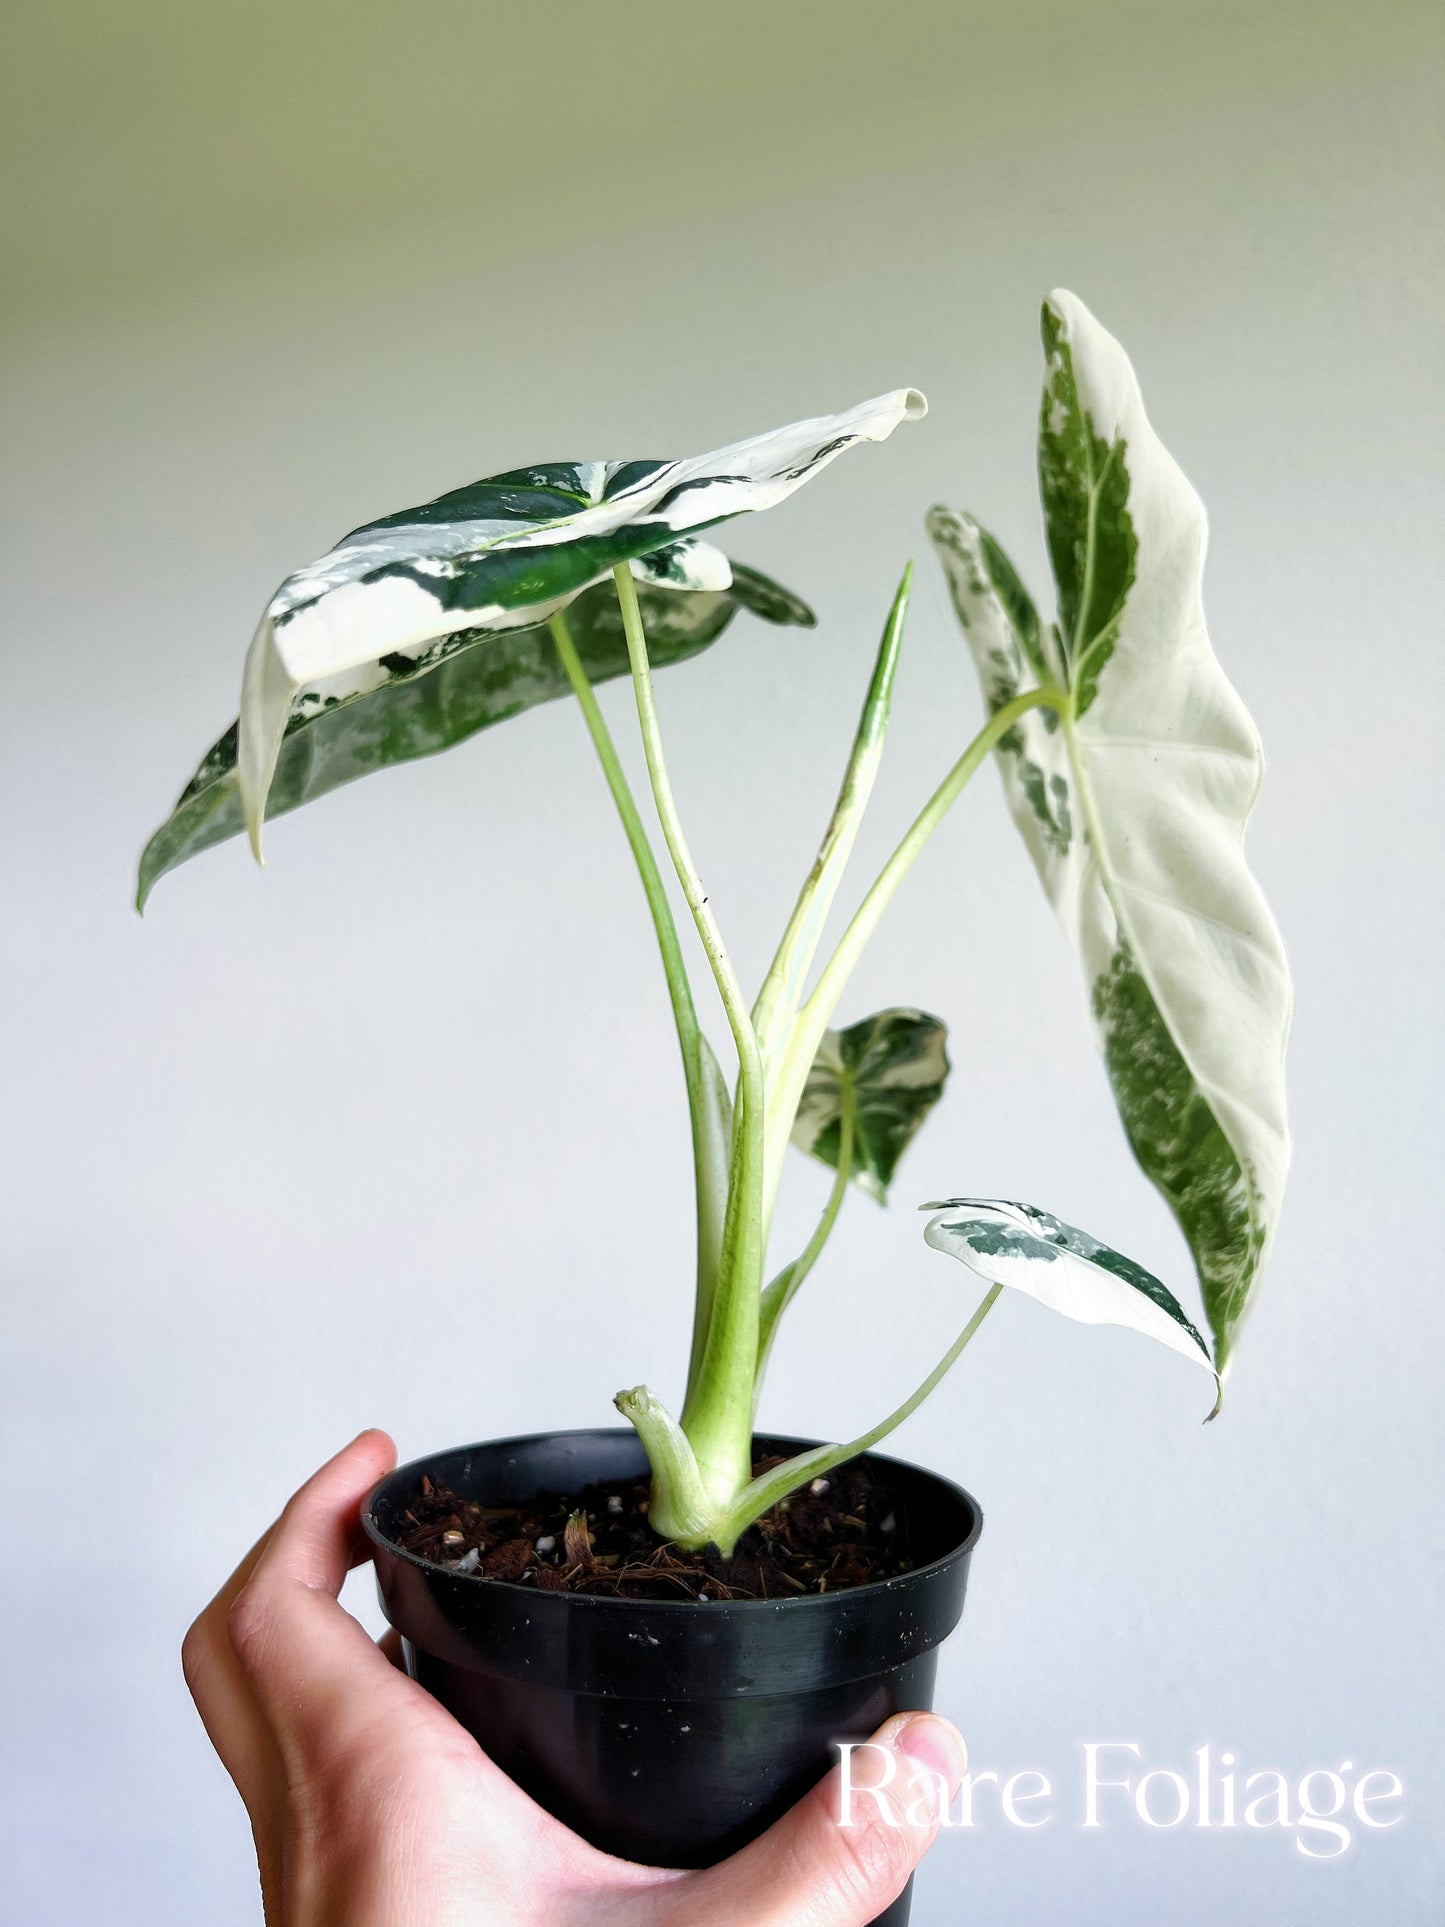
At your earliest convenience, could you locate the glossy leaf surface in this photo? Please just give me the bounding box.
[138,565,811,906]
[236,390,924,848]
[791,1007,949,1202]
[924,1196,1216,1390]
[928,290,1291,1375]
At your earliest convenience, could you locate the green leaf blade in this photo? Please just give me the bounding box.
[926,508,1073,864]
[237,390,924,848]
[136,566,812,908]
[1039,299,1137,700]
[923,1196,1216,1393]
[930,291,1291,1378]
[791,1007,950,1202]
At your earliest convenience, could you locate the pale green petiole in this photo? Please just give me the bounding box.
[548,609,702,1101]
[752,563,912,1061]
[753,1080,854,1399]
[762,684,1065,1221]
[809,683,1065,1015]
[713,1284,1004,1552]
[611,566,766,1516]
[631,1283,1004,1556]
[609,563,1060,1553]
[549,610,729,1374]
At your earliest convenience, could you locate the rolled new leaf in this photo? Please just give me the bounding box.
[235,390,925,854]
[137,563,811,907]
[923,1198,1217,1398]
[791,1008,950,1202]
[928,291,1291,1378]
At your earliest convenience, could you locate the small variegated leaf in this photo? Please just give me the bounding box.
[791,1008,949,1203]
[928,291,1291,1379]
[237,391,925,851]
[925,508,1075,873]
[136,564,811,908]
[922,1197,1216,1391]
[630,535,733,593]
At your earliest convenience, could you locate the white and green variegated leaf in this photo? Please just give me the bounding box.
[923,1197,1217,1398]
[928,291,1291,1379]
[925,511,1075,878]
[137,562,812,909]
[236,390,925,853]
[791,1008,949,1203]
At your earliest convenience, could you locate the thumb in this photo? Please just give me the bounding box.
[679,1711,966,1927]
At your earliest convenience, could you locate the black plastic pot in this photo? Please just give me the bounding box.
[365,1430,982,1927]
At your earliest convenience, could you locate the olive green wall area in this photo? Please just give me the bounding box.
[2,0,1435,330]
[3,5,1442,1925]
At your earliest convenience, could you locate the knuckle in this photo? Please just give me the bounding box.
[225,1582,274,1669]
[179,1618,210,1696]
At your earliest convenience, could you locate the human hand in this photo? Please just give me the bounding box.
[183,1430,965,1927]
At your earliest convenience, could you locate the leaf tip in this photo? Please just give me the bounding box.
[1041,286,1074,324]
[882,557,915,635]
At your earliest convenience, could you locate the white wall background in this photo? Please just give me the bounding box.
[3,4,1442,1921]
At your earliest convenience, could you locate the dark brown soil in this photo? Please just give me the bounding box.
[392,1454,916,1601]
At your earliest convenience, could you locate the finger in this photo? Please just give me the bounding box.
[189,1435,392,1907]
[227,1430,397,1710]
[212,1526,276,1610]
[378,1627,407,1673]
[247,1428,397,1598]
[675,1712,966,1927]
[184,1429,382,1801]
[227,1430,469,1783]
[183,1526,288,1901]
[183,1520,281,1792]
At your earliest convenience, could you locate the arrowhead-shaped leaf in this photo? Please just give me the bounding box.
[923,1197,1216,1394]
[137,562,811,908]
[235,391,924,851]
[791,1007,949,1203]
[928,290,1291,1377]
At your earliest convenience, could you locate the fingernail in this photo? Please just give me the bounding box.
[894,1713,966,1792]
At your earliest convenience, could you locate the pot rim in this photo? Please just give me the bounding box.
[362,1426,982,1614]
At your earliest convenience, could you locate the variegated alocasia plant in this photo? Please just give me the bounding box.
[140,295,1290,1555]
